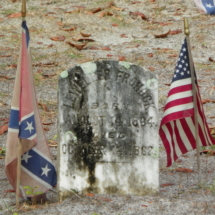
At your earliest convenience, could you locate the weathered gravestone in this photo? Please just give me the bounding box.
[57,60,159,201]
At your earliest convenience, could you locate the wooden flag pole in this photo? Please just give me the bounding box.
[16,0,26,209]
[16,139,22,208]
[184,18,201,184]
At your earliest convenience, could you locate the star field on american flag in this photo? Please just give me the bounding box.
[173,41,190,82]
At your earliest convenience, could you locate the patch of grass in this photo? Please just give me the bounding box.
[69,53,84,59]
[1,9,17,16]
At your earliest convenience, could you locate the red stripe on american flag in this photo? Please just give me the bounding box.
[164,97,193,111]
[168,84,192,96]
[161,109,193,125]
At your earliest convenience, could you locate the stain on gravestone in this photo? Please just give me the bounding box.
[57,60,159,201]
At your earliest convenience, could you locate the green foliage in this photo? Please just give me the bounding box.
[0,147,6,155]
[91,213,101,215]
[23,186,43,204]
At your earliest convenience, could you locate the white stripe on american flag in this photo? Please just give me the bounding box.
[170,121,181,158]
[170,78,191,90]
[162,125,174,163]
[176,119,193,151]
[163,102,193,117]
[166,90,192,103]
[21,166,52,189]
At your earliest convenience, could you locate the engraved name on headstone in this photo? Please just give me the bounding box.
[57,60,159,201]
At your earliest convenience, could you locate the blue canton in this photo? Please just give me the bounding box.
[172,39,191,82]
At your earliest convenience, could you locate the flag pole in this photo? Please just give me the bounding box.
[16,0,26,209]
[184,18,201,184]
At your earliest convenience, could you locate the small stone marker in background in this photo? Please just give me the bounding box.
[57,60,159,201]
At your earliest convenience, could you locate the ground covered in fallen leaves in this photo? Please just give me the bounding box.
[1,0,215,214]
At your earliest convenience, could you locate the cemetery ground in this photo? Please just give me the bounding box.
[1,0,215,214]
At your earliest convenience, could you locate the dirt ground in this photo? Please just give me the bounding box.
[1,0,215,214]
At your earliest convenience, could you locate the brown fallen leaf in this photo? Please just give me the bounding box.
[60,27,77,32]
[0,18,4,22]
[91,7,103,13]
[120,34,128,38]
[102,198,112,201]
[169,29,182,35]
[148,53,153,58]
[209,57,215,62]
[101,47,111,51]
[160,22,172,26]
[111,5,124,11]
[89,46,99,50]
[0,75,9,79]
[168,54,177,57]
[149,67,155,71]
[57,21,63,26]
[0,124,8,135]
[129,11,147,20]
[44,12,57,16]
[131,1,141,4]
[202,99,215,104]
[43,122,54,125]
[9,64,17,68]
[175,168,193,173]
[118,56,126,61]
[200,150,215,155]
[65,9,81,14]
[73,37,95,42]
[141,205,148,207]
[116,15,123,21]
[0,101,7,106]
[160,183,174,187]
[112,23,118,27]
[153,30,170,38]
[0,35,4,37]
[66,41,87,50]
[42,73,57,78]
[33,62,58,67]
[80,31,91,37]
[38,103,49,112]
[85,193,94,197]
[44,127,50,131]
[50,36,65,41]
[48,44,54,48]
[107,54,113,57]
[0,55,12,58]
[99,11,113,17]
[7,13,21,18]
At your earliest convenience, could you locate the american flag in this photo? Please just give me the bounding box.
[159,38,215,167]
[5,21,57,197]
[194,0,215,15]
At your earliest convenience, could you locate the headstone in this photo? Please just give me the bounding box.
[57,60,159,201]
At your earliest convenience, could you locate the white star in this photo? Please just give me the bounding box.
[182,48,186,51]
[22,152,32,163]
[25,121,34,134]
[178,64,182,68]
[185,63,188,66]
[180,53,183,56]
[174,74,177,78]
[41,164,51,177]
[181,72,184,75]
[181,60,185,64]
[206,4,213,8]
[183,67,187,71]
[184,56,187,59]
[176,69,179,73]
[187,70,190,74]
